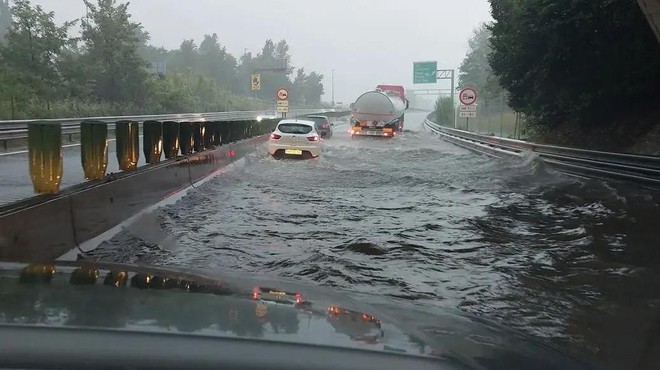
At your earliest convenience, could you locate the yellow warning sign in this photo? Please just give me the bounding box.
[251,74,261,91]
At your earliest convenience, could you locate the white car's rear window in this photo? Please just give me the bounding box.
[278,124,313,134]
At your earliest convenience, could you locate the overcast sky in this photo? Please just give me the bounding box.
[34,0,492,103]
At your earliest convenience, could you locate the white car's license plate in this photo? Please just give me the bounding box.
[285,149,303,155]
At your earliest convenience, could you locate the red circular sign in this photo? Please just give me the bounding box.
[276,88,289,100]
[459,87,478,105]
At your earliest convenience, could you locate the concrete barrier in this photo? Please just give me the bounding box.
[0,111,352,261]
[0,134,268,262]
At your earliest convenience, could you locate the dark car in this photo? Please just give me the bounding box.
[306,115,333,138]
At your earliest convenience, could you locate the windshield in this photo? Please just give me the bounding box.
[0,1,659,370]
[277,123,313,134]
[306,116,329,124]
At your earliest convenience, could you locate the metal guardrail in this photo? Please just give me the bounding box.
[0,108,342,142]
[425,118,660,189]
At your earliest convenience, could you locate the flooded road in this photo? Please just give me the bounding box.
[90,111,660,370]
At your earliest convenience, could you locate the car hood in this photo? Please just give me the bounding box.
[0,261,597,370]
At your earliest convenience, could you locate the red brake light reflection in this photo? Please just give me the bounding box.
[252,286,261,300]
[270,133,281,140]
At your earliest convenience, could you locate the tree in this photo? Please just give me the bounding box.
[458,23,504,106]
[260,39,275,61]
[275,39,294,74]
[136,27,168,71]
[81,0,148,103]
[434,97,454,125]
[170,39,198,73]
[58,42,95,100]
[291,68,306,105]
[0,0,11,42]
[0,0,327,119]
[488,0,660,131]
[0,0,74,106]
[198,33,237,91]
[252,39,291,101]
[235,50,254,96]
[302,71,324,106]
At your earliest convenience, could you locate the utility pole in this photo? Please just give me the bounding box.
[331,69,335,107]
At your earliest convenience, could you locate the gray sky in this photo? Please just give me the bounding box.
[36,0,492,103]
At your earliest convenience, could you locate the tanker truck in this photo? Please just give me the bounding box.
[350,84,409,138]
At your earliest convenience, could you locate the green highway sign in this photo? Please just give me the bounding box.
[413,61,437,84]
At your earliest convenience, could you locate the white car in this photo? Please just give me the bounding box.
[268,119,322,159]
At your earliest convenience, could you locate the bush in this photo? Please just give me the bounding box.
[434,97,455,126]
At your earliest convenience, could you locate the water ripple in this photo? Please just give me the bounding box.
[88,113,660,370]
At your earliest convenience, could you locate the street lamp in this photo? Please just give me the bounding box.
[331,69,335,107]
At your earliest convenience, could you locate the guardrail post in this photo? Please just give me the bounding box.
[143,121,163,164]
[115,120,140,171]
[211,122,222,146]
[193,122,205,152]
[219,122,229,145]
[258,119,269,135]
[80,120,109,180]
[245,120,254,138]
[233,121,242,142]
[223,122,233,143]
[162,121,180,159]
[242,120,249,139]
[203,122,215,149]
[263,119,277,134]
[28,122,62,194]
[179,122,193,155]
[244,120,252,139]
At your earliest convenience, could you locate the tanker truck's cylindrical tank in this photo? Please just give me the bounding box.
[352,91,406,123]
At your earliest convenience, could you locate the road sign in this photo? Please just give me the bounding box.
[251,74,261,91]
[459,105,477,112]
[413,61,437,84]
[459,112,477,118]
[276,88,289,100]
[276,100,289,107]
[276,106,289,113]
[459,87,478,105]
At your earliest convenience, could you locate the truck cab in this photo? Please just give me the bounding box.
[375,85,409,109]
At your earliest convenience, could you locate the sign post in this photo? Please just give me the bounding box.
[458,87,478,131]
[276,87,289,118]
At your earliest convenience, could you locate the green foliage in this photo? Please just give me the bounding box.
[197,33,237,90]
[0,0,74,103]
[81,0,147,103]
[434,97,455,125]
[488,0,660,131]
[458,23,505,106]
[144,72,259,113]
[251,39,292,100]
[0,0,325,120]
[0,0,11,42]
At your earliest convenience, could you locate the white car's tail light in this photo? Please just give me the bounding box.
[270,133,281,140]
[307,135,320,142]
